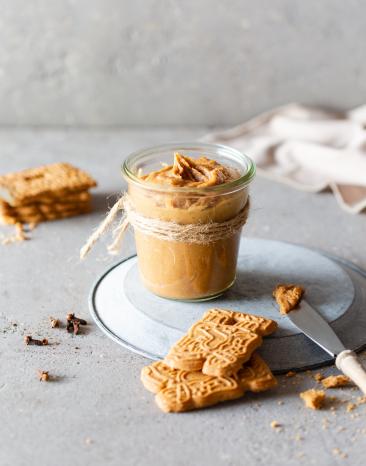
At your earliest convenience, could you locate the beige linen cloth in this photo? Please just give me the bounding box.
[204,103,366,214]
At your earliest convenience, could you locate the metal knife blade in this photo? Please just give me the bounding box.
[286,300,346,357]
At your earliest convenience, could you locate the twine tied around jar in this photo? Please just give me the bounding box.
[80,193,250,259]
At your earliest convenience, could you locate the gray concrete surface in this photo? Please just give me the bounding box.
[1,0,366,126]
[1,128,366,466]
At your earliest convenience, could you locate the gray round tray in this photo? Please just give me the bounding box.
[89,238,366,373]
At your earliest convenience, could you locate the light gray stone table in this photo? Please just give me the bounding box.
[1,129,366,466]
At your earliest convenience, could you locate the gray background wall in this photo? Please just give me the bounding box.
[0,0,365,127]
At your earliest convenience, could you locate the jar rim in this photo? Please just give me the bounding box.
[122,142,256,193]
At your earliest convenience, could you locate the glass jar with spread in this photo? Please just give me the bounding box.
[122,143,255,301]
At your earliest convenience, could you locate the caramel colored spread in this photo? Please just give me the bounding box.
[140,153,239,188]
[128,153,247,300]
[273,284,304,314]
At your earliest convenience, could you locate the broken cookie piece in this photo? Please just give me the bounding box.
[273,284,304,314]
[300,389,326,410]
[321,375,351,389]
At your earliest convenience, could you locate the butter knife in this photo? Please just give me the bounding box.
[286,300,366,395]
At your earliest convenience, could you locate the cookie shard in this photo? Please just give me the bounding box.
[273,284,304,315]
[142,354,276,413]
[0,163,97,206]
[300,389,325,410]
[164,309,276,377]
[321,375,350,389]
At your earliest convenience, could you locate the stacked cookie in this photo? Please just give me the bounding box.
[0,163,97,225]
[141,308,278,412]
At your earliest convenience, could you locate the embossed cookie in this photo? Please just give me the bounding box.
[273,284,304,314]
[141,353,277,412]
[164,309,277,377]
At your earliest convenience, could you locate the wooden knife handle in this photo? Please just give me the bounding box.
[336,350,366,395]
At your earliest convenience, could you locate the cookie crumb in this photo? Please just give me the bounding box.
[314,372,324,382]
[332,448,347,459]
[346,402,356,413]
[15,222,27,241]
[49,317,59,328]
[321,375,350,389]
[277,400,284,406]
[271,420,282,430]
[285,371,296,378]
[28,222,37,231]
[1,236,12,245]
[300,389,325,410]
[1,225,28,244]
[322,417,330,430]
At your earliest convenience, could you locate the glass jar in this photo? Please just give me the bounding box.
[122,142,255,301]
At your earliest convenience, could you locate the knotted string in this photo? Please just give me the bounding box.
[80,193,250,259]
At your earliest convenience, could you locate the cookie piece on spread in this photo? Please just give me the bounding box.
[273,284,304,314]
[141,353,277,413]
[321,375,351,389]
[300,389,326,409]
[164,309,277,377]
